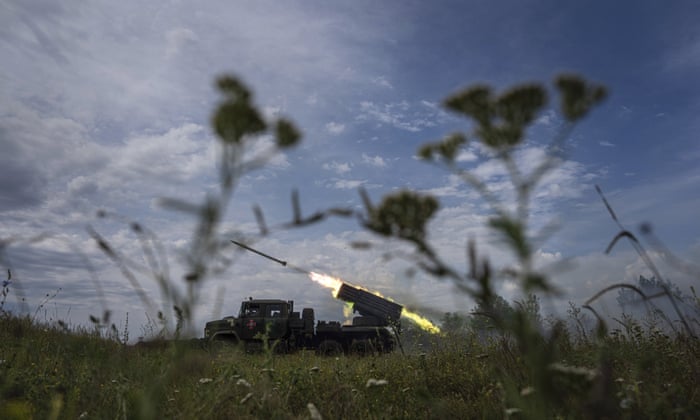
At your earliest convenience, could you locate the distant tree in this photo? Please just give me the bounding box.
[616,275,683,310]
[566,301,594,341]
[469,294,515,335]
[467,293,543,337]
[617,275,698,324]
[514,293,543,329]
[440,311,469,336]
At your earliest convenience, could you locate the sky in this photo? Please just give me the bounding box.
[1,0,699,339]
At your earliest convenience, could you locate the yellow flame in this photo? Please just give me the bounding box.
[343,302,354,322]
[308,271,441,334]
[401,309,441,334]
[308,272,343,297]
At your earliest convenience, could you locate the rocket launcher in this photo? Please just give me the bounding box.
[336,283,403,326]
[230,240,406,328]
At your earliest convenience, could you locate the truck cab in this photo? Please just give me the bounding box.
[235,299,291,341]
[204,299,300,346]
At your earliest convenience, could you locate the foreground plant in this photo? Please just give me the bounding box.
[359,75,615,417]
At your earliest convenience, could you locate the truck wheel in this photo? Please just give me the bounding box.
[350,339,375,356]
[317,339,343,356]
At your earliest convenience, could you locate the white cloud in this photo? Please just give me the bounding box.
[322,161,352,174]
[113,124,211,183]
[67,175,99,197]
[306,94,319,106]
[361,153,387,168]
[421,174,470,199]
[332,179,365,190]
[456,149,478,162]
[357,100,438,132]
[245,134,292,170]
[165,28,198,58]
[325,122,346,135]
[536,110,557,127]
[599,141,615,147]
[263,106,282,119]
[371,75,393,89]
[467,146,595,205]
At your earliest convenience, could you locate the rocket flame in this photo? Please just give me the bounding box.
[309,272,343,297]
[342,302,354,321]
[401,309,441,334]
[308,271,441,334]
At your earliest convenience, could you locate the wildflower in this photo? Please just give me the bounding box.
[79,412,88,419]
[198,378,213,384]
[366,378,389,388]
[309,366,320,373]
[240,392,253,404]
[548,362,598,381]
[520,386,535,396]
[505,408,521,417]
[307,403,322,420]
[236,378,251,388]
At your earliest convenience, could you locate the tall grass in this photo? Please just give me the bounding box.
[1,312,698,419]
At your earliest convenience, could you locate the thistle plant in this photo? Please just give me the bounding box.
[360,74,610,417]
[88,75,302,336]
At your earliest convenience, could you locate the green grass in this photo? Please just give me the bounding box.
[1,313,698,419]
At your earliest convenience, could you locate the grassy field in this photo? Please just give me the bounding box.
[1,313,698,419]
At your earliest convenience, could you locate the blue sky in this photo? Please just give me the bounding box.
[1,0,698,336]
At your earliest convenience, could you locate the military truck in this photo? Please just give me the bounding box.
[204,283,402,355]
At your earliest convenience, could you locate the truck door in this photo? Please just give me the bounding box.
[238,302,265,340]
[265,303,287,339]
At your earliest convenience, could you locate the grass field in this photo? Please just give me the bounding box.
[1,312,698,419]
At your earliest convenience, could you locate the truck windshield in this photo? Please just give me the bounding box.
[242,303,260,317]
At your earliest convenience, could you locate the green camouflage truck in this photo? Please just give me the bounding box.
[204,283,402,355]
